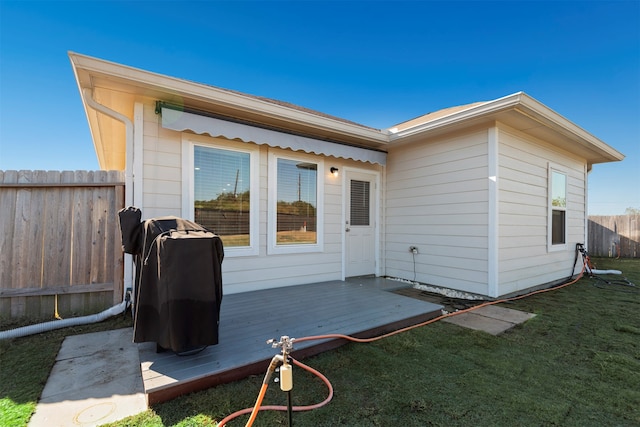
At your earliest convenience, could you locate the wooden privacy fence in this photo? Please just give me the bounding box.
[0,170,125,319]
[588,215,640,258]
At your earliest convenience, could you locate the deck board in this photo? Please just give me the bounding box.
[139,278,442,404]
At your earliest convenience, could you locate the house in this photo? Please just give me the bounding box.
[70,52,624,299]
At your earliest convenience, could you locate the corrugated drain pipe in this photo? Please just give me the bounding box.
[0,298,129,340]
[0,89,134,340]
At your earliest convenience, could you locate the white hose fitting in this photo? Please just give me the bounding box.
[280,359,293,391]
[590,269,622,275]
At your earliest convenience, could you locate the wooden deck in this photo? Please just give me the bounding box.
[138,277,443,404]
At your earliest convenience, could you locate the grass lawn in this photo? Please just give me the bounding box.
[1,257,639,426]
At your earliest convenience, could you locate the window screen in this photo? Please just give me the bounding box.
[350,180,370,226]
[194,145,250,247]
[552,210,566,245]
[551,170,567,245]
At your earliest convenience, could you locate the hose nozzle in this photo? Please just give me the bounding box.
[267,335,295,354]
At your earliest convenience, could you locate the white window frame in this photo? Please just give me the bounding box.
[182,134,259,257]
[548,163,568,252]
[268,151,324,255]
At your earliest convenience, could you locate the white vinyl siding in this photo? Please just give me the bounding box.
[137,98,590,298]
[142,102,182,218]
[139,102,381,294]
[385,130,490,295]
[497,125,586,295]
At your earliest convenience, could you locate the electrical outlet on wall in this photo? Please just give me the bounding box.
[409,246,418,254]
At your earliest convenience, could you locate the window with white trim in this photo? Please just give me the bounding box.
[549,167,567,248]
[269,153,323,254]
[191,142,258,255]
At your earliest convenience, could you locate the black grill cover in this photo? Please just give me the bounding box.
[118,209,223,353]
[118,206,142,254]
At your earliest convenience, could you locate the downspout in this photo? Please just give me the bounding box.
[0,90,137,340]
[82,88,135,303]
[82,88,135,208]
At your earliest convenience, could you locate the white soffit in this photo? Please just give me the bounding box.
[161,107,387,165]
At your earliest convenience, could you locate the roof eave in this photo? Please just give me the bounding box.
[388,92,521,140]
[389,92,625,164]
[69,53,110,170]
[68,52,389,149]
[515,93,625,164]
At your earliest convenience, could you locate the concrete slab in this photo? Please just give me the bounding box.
[475,305,536,324]
[29,328,147,427]
[443,305,535,336]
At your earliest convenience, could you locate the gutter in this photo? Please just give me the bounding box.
[388,92,524,140]
[69,52,388,145]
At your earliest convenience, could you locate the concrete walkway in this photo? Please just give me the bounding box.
[28,328,146,427]
[443,304,536,335]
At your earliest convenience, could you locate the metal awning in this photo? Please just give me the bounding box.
[160,106,387,165]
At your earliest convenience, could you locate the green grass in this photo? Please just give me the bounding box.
[2,257,639,426]
[0,314,133,427]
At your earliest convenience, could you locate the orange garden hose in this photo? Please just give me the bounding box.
[218,256,589,426]
[217,357,334,426]
[297,259,588,346]
[243,383,268,427]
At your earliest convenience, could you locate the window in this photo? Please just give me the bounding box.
[549,168,567,248]
[350,180,370,226]
[190,142,258,255]
[269,154,323,253]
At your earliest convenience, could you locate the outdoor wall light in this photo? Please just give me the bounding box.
[330,167,339,177]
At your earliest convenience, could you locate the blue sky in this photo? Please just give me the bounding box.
[0,0,638,214]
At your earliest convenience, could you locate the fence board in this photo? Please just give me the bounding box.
[72,171,90,286]
[588,215,640,258]
[112,179,125,304]
[90,171,109,310]
[0,170,125,319]
[28,171,48,316]
[11,172,33,316]
[0,171,16,316]
[42,171,67,291]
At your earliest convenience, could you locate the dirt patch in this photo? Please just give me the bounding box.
[392,287,486,313]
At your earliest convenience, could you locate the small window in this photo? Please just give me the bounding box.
[193,145,252,248]
[269,153,323,254]
[550,168,567,247]
[350,180,370,226]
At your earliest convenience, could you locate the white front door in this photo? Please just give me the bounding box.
[345,170,377,277]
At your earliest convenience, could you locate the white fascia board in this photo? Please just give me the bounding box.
[69,54,105,169]
[68,52,389,145]
[390,91,624,163]
[515,93,625,162]
[389,92,524,141]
